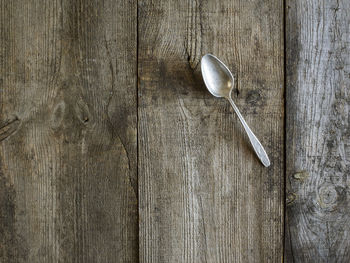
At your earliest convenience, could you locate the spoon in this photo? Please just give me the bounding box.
[201,54,270,167]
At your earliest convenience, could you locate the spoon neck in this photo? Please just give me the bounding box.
[225,91,233,103]
[226,95,245,125]
[227,89,234,100]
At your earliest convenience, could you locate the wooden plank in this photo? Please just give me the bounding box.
[286,0,350,261]
[0,0,137,262]
[138,0,284,262]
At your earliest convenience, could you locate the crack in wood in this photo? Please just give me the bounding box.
[117,133,137,198]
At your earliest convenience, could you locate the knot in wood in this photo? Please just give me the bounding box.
[286,192,297,205]
[293,171,309,182]
[318,184,338,209]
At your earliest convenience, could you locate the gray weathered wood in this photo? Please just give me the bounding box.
[286,0,350,261]
[0,0,138,262]
[138,0,284,262]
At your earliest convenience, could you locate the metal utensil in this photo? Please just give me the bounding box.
[201,54,270,167]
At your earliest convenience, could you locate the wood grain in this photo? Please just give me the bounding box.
[286,0,350,261]
[0,0,137,262]
[138,0,284,262]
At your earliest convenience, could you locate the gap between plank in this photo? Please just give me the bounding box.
[283,0,288,261]
[136,0,140,262]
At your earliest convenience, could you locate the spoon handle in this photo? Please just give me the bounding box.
[227,96,270,167]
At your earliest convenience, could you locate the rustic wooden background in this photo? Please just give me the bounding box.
[0,0,348,262]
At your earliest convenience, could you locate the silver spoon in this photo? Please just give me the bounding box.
[201,54,270,167]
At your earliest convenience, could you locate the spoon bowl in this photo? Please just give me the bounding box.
[201,54,270,167]
[201,54,234,98]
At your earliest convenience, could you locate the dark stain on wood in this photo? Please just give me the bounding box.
[0,164,28,262]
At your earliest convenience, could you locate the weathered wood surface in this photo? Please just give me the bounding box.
[0,0,138,262]
[138,0,284,262]
[286,0,350,262]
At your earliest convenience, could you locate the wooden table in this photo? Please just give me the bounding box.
[0,0,348,262]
